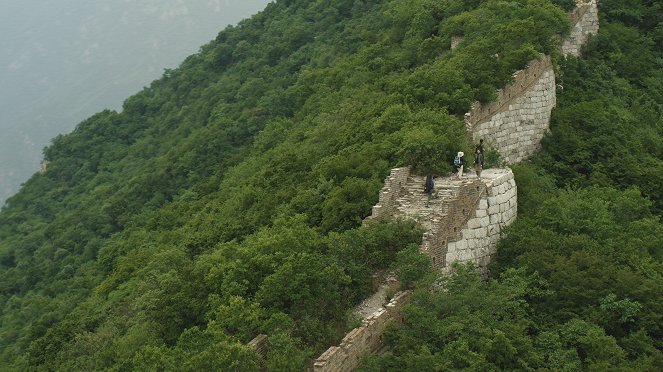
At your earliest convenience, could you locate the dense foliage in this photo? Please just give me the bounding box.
[363,0,663,370]
[1,0,659,370]
[0,0,572,369]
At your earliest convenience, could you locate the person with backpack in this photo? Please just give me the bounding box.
[474,147,484,178]
[453,152,465,179]
[424,174,437,206]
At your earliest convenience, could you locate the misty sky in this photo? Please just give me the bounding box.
[0,0,272,206]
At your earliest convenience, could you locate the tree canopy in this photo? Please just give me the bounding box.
[1,0,661,370]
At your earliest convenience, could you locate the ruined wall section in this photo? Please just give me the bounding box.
[465,56,556,164]
[445,169,517,276]
[562,0,600,57]
[421,178,486,270]
[248,334,269,371]
[365,167,410,222]
[313,291,412,372]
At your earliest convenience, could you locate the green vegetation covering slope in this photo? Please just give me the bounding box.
[0,1,572,369]
[362,0,663,370]
[1,0,659,370]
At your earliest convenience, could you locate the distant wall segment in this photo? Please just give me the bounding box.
[562,0,600,57]
[465,0,598,164]
[465,56,556,164]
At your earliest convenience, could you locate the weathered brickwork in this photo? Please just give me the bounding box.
[445,169,517,276]
[464,1,598,165]
[248,334,268,371]
[313,291,412,372]
[465,56,556,164]
[365,167,411,222]
[562,0,600,57]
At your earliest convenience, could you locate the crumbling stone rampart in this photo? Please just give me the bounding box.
[562,0,600,57]
[313,2,598,370]
[465,0,599,164]
[312,291,412,372]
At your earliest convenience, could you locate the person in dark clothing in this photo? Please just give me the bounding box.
[474,147,484,178]
[424,174,437,206]
[475,139,484,154]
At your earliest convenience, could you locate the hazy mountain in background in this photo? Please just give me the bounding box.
[0,0,271,205]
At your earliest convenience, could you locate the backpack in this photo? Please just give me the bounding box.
[454,156,462,167]
[474,152,483,165]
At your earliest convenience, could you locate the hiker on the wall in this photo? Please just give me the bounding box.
[453,152,465,180]
[424,174,437,207]
[475,138,484,154]
[474,147,484,178]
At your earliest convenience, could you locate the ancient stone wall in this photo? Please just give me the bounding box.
[365,167,410,222]
[313,291,412,372]
[450,35,464,50]
[562,0,600,57]
[445,169,517,276]
[420,178,487,270]
[248,334,269,371]
[465,55,556,164]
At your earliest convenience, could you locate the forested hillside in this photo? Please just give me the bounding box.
[361,0,663,370]
[0,0,660,370]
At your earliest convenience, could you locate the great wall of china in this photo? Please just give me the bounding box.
[250,1,600,370]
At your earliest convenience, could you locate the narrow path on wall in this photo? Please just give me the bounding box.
[353,172,481,317]
[354,170,504,315]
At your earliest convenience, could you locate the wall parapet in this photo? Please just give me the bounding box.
[562,0,599,57]
[464,55,553,132]
[364,167,410,222]
[312,290,412,372]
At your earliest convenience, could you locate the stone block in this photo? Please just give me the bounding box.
[467,218,482,229]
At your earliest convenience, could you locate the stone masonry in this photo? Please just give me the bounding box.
[465,55,556,164]
[445,169,517,277]
[465,0,598,164]
[313,170,516,371]
[562,0,600,57]
[312,2,597,370]
[313,291,412,372]
[389,173,487,271]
